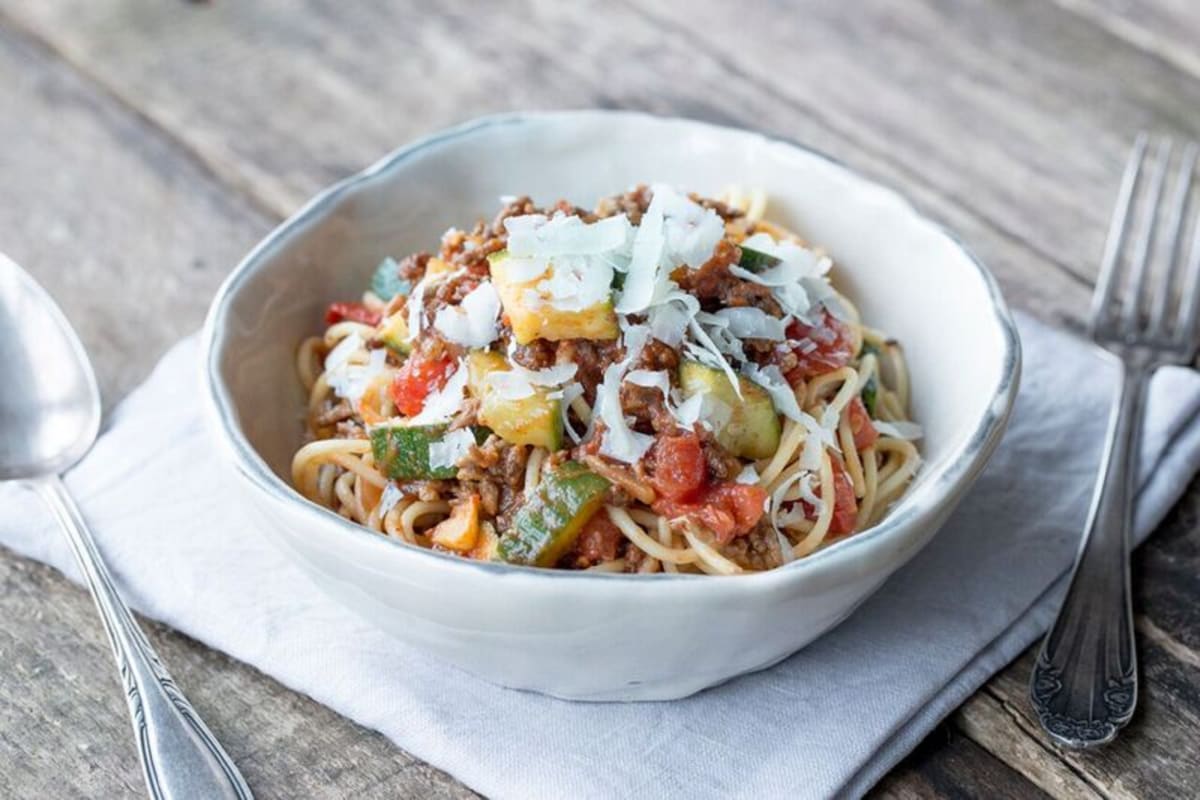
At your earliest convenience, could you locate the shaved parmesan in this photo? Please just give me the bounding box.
[560,382,586,443]
[504,212,631,258]
[378,482,404,517]
[404,273,430,344]
[428,428,477,471]
[673,390,732,433]
[626,369,670,392]
[616,191,667,314]
[408,361,468,425]
[713,307,786,341]
[687,317,743,399]
[485,370,536,401]
[735,464,759,485]
[874,420,924,440]
[324,332,364,371]
[327,347,387,405]
[656,184,724,267]
[741,363,803,421]
[595,362,654,464]
[433,281,500,348]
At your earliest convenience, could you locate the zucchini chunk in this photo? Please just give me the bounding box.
[369,257,411,302]
[370,424,486,480]
[496,462,611,567]
[376,310,412,354]
[488,250,618,344]
[466,350,563,450]
[678,360,782,459]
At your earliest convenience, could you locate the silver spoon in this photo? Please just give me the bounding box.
[0,253,252,800]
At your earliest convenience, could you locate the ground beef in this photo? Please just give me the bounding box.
[397,251,431,282]
[431,271,482,306]
[489,196,541,235]
[554,338,622,403]
[447,396,480,431]
[620,383,676,434]
[676,239,782,315]
[594,185,652,225]
[698,428,741,482]
[333,419,366,440]
[314,399,354,427]
[720,520,783,571]
[634,338,680,373]
[456,436,528,523]
[510,338,557,370]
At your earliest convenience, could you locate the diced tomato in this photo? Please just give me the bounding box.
[389,354,453,417]
[847,396,879,451]
[325,301,382,326]
[574,511,624,564]
[827,458,858,536]
[648,432,707,501]
[654,482,768,546]
[777,311,854,384]
[796,456,858,537]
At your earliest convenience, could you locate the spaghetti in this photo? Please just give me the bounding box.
[292,185,921,573]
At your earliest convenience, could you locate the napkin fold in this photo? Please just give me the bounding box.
[4,312,1200,800]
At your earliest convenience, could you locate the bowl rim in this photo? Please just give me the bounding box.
[201,109,1022,589]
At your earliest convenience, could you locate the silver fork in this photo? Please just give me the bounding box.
[1030,134,1200,748]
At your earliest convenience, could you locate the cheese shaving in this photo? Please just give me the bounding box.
[874,420,924,440]
[595,362,654,464]
[326,347,387,405]
[432,281,500,348]
[559,382,586,443]
[407,361,468,425]
[504,212,631,258]
[713,307,786,341]
[428,428,477,471]
[377,482,404,518]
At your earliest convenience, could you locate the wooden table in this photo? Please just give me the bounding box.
[2,2,1198,797]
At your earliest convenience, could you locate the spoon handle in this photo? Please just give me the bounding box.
[33,475,253,800]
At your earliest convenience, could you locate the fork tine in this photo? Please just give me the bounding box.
[1149,141,1199,336]
[1121,137,1172,334]
[1174,164,1200,353]
[1091,134,1149,337]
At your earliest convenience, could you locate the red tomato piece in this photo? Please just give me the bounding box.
[778,311,854,383]
[325,301,382,326]
[799,456,858,537]
[653,482,768,546]
[847,396,879,451]
[648,432,707,501]
[389,354,453,417]
[826,457,858,536]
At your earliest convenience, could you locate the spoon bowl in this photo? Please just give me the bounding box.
[0,252,252,800]
[0,252,100,479]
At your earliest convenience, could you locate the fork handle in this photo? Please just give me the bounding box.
[1030,359,1145,748]
[33,475,253,800]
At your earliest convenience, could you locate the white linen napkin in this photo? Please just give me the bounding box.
[4,312,1200,800]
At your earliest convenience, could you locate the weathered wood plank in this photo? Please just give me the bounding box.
[0,24,473,800]
[2,1,1200,797]
[0,0,1096,328]
[971,476,1200,799]
[872,723,1053,800]
[953,694,1106,799]
[1055,0,1200,83]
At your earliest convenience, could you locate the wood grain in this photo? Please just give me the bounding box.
[2,0,1200,797]
[0,23,472,800]
[0,0,1098,326]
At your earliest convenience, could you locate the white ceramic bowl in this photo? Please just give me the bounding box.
[202,111,1020,701]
